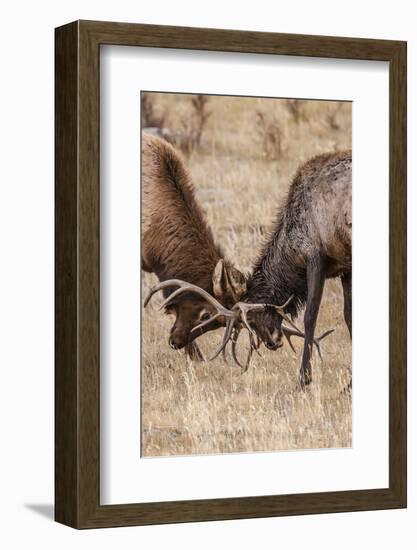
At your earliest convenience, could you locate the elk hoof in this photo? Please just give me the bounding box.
[298,369,312,391]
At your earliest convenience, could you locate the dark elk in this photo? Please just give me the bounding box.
[154,150,352,389]
[141,131,245,360]
[243,150,352,388]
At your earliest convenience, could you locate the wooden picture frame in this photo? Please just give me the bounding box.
[55,20,407,529]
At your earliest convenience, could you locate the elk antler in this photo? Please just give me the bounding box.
[282,326,335,360]
[144,279,234,319]
[230,327,262,372]
[190,299,294,358]
[228,323,333,372]
[144,279,334,370]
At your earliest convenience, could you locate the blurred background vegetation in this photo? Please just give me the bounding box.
[141,92,352,457]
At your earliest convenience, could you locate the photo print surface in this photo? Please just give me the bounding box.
[141,92,352,458]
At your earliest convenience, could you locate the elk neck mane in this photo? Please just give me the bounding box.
[244,173,311,318]
[245,215,307,318]
[144,135,223,291]
[244,150,352,318]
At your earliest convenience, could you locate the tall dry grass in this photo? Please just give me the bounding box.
[141,93,352,457]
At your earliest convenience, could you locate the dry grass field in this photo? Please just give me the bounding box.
[141,93,352,457]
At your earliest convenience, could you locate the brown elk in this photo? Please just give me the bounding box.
[154,150,352,388]
[141,131,245,360]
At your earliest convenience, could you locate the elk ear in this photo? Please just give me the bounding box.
[212,259,246,306]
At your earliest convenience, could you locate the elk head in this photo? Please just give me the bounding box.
[144,277,333,370]
[145,260,246,351]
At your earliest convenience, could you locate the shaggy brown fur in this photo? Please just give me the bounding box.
[141,132,245,358]
[142,132,221,289]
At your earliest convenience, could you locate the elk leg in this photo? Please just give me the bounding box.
[185,341,205,362]
[300,256,326,389]
[341,272,352,391]
[341,272,352,338]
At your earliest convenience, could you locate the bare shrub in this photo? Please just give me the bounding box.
[173,95,211,156]
[141,93,166,129]
[255,111,286,160]
[326,102,344,131]
[285,99,306,123]
[190,95,211,146]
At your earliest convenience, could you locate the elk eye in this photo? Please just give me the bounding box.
[200,311,210,322]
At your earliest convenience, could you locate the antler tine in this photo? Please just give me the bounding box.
[190,313,223,334]
[283,328,297,354]
[242,346,254,373]
[231,328,244,369]
[144,279,187,307]
[247,329,262,358]
[231,328,255,372]
[275,295,294,311]
[239,308,255,336]
[317,328,335,340]
[282,325,334,360]
[267,296,303,334]
[314,328,335,360]
[209,317,236,361]
[158,286,193,310]
[144,278,234,316]
[229,324,262,372]
[231,302,266,333]
[207,302,264,371]
[231,298,300,335]
[232,303,268,314]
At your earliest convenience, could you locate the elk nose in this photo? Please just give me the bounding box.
[265,340,283,350]
[265,328,283,350]
[169,334,186,350]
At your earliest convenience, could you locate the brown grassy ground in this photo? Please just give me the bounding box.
[141,93,352,457]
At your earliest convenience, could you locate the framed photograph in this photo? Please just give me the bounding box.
[55,20,406,528]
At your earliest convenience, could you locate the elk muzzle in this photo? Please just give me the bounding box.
[168,319,191,350]
[263,327,284,350]
[169,331,188,350]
